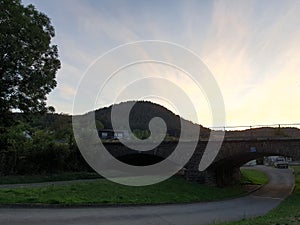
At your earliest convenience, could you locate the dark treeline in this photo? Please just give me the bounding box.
[0,113,91,175]
[2,101,297,176]
[0,101,209,176]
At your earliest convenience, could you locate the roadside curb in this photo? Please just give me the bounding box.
[0,200,228,209]
[244,184,265,195]
[241,166,269,196]
[0,203,171,209]
[288,167,296,196]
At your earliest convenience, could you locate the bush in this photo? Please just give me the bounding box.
[0,124,92,175]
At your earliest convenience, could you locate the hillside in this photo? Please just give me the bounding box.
[13,101,299,140]
[92,101,210,138]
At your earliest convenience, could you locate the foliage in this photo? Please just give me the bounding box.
[0,122,91,175]
[132,129,150,140]
[0,0,60,123]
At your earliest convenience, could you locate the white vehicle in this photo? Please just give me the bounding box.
[274,157,289,169]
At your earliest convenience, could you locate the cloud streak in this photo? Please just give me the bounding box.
[23,0,300,126]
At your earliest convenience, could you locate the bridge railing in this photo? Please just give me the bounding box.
[209,123,300,131]
[207,123,300,140]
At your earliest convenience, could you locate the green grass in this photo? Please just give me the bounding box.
[0,176,246,205]
[0,172,101,185]
[240,168,269,185]
[0,168,269,205]
[219,166,300,225]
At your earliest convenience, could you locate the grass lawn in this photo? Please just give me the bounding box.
[0,168,268,205]
[0,176,246,205]
[0,172,101,185]
[240,168,269,185]
[219,166,300,225]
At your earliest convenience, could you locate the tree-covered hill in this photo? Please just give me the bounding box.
[12,101,210,141]
[13,101,300,140]
[2,101,299,176]
[92,101,210,138]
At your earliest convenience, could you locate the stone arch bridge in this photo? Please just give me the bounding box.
[104,138,300,186]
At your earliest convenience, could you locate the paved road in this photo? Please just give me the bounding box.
[0,166,294,225]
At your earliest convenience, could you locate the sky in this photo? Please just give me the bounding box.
[22,0,300,128]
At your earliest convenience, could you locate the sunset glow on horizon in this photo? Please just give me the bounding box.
[23,0,300,127]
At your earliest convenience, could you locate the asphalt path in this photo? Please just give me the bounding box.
[0,166,294,225]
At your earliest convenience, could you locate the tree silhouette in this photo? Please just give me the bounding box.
[0,0,60,125]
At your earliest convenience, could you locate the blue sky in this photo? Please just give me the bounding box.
[22,0,300,127]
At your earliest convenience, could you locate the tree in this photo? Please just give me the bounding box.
[0,0,60,124]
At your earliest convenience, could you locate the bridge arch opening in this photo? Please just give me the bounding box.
[207,152,295,187]
[116,153,166,166]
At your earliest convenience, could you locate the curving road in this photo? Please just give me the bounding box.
[0,166,294,225]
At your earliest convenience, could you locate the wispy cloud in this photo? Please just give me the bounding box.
[23,0,300,125]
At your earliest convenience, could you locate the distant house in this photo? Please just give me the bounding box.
[98,129,129,140]
[22,130,32,139]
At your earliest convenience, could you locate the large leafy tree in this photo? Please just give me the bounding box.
[0,0,60,124]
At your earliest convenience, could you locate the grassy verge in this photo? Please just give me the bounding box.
[0,176,246,205]
[219,166,300,225]
[240,168,269,185]
[0,168,268,205]
[0,172,101,185]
